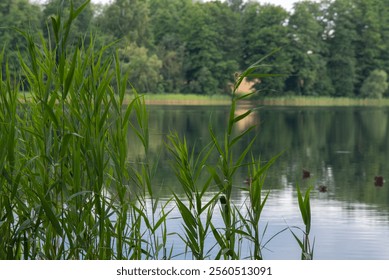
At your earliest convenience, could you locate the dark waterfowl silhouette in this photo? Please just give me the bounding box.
[318,185,328,193]
[374,176,384,187]
[303,169,310,179]
[243,177,252,185]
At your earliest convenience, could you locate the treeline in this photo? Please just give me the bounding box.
[2,0,389,97]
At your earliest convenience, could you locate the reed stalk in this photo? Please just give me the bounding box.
[207,50,282,259]
[236,154,281,259]
[289,184,315,260]
[0,0,157,259]
[166,133,217,259]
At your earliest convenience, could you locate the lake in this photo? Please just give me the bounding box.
[129,104,389,260]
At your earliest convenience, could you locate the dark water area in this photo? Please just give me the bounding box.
[129,105,389,259]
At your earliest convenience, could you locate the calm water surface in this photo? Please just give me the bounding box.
[130,105,389,259]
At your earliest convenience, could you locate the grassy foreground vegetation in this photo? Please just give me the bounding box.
[0,4,314,260]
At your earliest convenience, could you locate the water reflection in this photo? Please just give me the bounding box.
[130,105,389,259]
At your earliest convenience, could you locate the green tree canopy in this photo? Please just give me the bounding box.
[0,0,41,81]
[149,0,190,92]
[285,1,333,96]
[3,0,389,96]
[326,0,358,97]
[241,3,291,95]
[97,0,153,48]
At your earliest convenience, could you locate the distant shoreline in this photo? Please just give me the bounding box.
[19,92,389,106]
[128,94,389,107]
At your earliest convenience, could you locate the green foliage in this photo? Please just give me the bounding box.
[241,3,291,94]
[205,54,282,259]
[97,0,153,47]
[285,1,333,96]
[326,0,358,97]
[360,69,388,98]
[238,154,281,260]
[4,0,389,96]
[180,1,239,94]
[290,184,314,260]
[166,133,216,259]
[42,0,94,44]
[163,51,286,259]
[0,0,41,82]
[149,0,189,92]
[118,43,163,93]
[0,1,167,260]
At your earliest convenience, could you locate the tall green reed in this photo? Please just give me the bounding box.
[236,154,280,260]
[208,50,283,260]
[166,133,217,259]
[129,91,173,260]
[290,184,314,260]
[167,49,283,259]
[14,1,122,258]
[0,47,21,259]
[0,0,166,259]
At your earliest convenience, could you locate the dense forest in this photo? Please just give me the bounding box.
[2,0,389,97]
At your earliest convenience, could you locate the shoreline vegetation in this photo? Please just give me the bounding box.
[128,94,389,107]
[20,92,389,106]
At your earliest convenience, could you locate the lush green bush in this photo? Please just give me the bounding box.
[360,69,388,99]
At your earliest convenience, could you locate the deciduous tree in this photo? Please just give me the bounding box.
[286,1,333,96]
[0,0,41,85]
[241,3,291,95]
